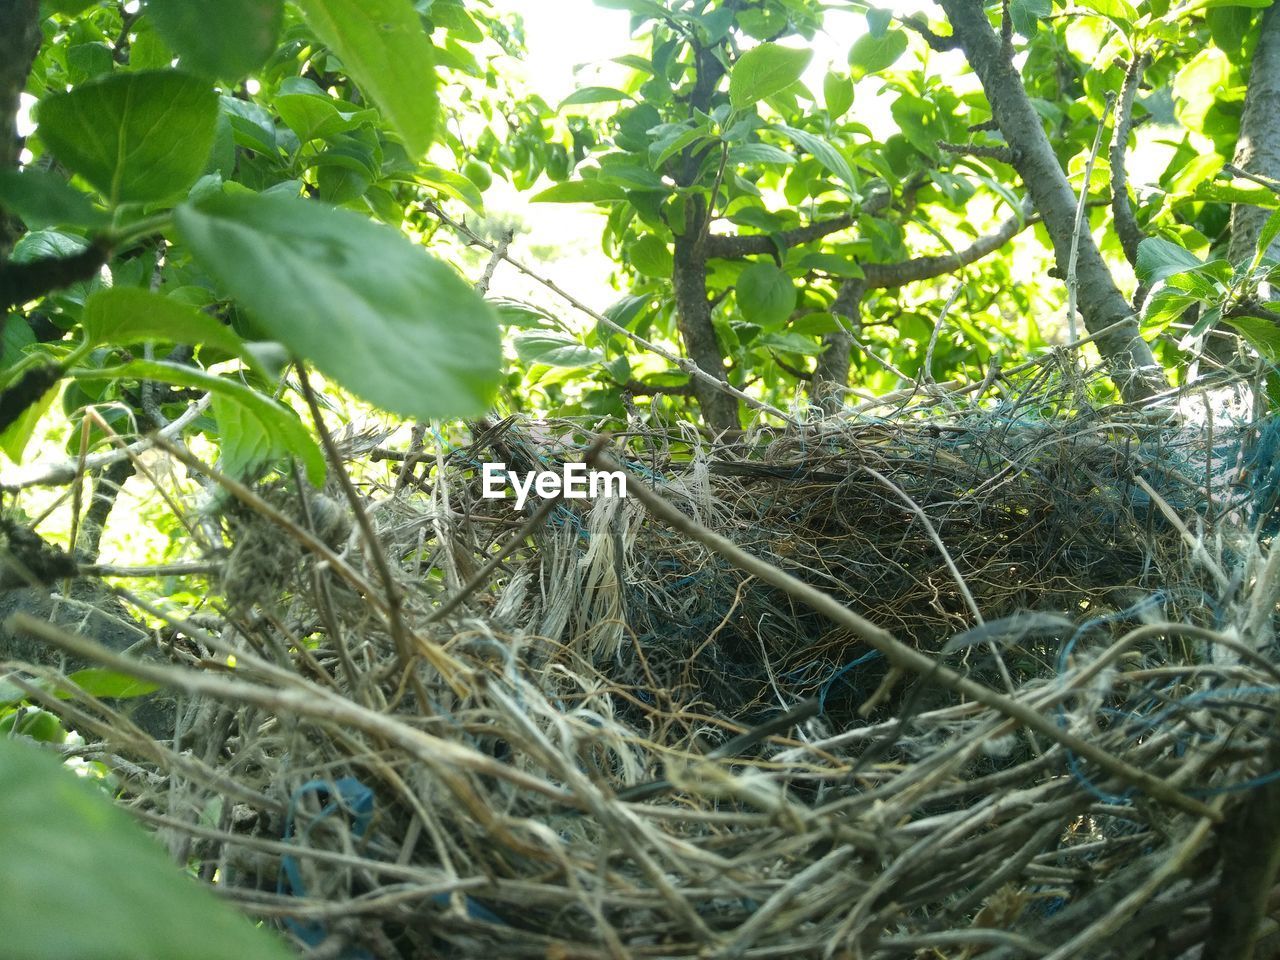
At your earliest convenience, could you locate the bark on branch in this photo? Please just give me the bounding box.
[0,0,41,257]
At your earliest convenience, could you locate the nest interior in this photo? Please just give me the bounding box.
[6,364,1280,960]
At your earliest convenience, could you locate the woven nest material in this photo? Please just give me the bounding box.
[8,364,1280,959]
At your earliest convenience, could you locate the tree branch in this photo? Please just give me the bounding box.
[703,213,855,260]
[703,188,891,261]
[899,14,961,51]
[1110,52,1151,269]
[0,0,41,257]
[861,206,1029,289]
[937,0,1165,402]
[0,241,112,311]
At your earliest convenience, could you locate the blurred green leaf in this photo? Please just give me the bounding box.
[294,0,439,157]
[145,0,283,80]
[174,192,501,420]
[0,735,292,960]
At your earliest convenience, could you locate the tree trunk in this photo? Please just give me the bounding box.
[937,0,1167,403]
[812,279,864,414]
[1228,2,1280,267]
[0,0,41,257]
[674,218,739,434]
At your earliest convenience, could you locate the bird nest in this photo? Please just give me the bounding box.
[6,363,1280,959]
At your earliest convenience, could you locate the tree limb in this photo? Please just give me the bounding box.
[0,241,112,311]
[861,205,1029,289]
[0,0,41,257]
[1110,52,1150,270]
[937,0,1166,402]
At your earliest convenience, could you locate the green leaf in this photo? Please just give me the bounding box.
[1140,287,1197,336]
[0,736,293,960]
[1253,208,1280,268]
[737,262,796,328]
[559,87,632,108]
[1226,314,1280,361]
[729,43,814,111]
[82,288,242,353]
[174,192,501,421]
[1135,237,1207,285]
[649,122,713,168]
[628,235,673,277]
[867,7,893,36]
[514,331,603,368]
[416,164,485,214]
[0,379,59,462]
[532,180,629,203]
[1077,0,1138,19]
[728,143,795,166]
[0,170,109,229]
[76,359,327,485]
[275,91,374,143]
[63,668,160,700]
[211,392,283,479]
[775,124,857,192]
[294,0,439,157]
[35,71,218,205]
[145,0,283,80]
[1010,0,1052,35]
[848,28,908,78]
[758,331,820,355]
[824,71,854,120]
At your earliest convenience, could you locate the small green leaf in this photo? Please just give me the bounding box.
[75,359,327,485]
[514,331,603,368]
[1253,208,1280,268]
[63,669,160,700]
[36,71,218,205]
[1010,0,1052,36]
[82,288,242,353]
[824,71,854,121]
[0,379,59,463]
[559,87,632,108]
[729,43,813,111]
[775,124,857,192]
[1077,0,1138,23]
[294,0,439,157]
[728,143,795,166]
[145,0,283,80]
[628,235,673,277]
[416,165,485,214]
[848,28,908,78]
[1135,237,1206,285]
[1226,314,1280,361]
[737,262,796,328]
[532,180,629,203]
[0,736,293,960]
[174,193,501,421]
[0,170,108,229]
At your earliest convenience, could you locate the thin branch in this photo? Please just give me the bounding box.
[0,393,212,490]
[899,13,961,51]
[860,204,1031,289]
[1067,93,1117,343]
[1110,52,1151,269]
[938,140,1016,164]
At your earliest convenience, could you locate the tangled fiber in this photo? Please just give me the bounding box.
[6,361,1280,960]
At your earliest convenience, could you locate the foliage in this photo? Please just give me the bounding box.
[0,735,291,959]
[2,0,1280,949]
